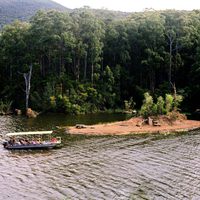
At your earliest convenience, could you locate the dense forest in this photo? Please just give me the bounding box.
[0,8,200,114]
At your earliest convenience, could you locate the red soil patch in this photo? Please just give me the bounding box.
[66,117,200,136]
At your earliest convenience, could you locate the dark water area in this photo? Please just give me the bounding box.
[0,113,130,134]
[187,112,200,121]
[0,114,200,199]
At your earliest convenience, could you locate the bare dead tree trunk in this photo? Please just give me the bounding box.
[166,31,182,90]
[23,65,32,110]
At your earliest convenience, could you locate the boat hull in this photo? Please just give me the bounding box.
[4,143,57,150]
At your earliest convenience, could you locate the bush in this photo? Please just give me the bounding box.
[174,95,183,111]
[152,104,158,116]
[139,92,183,118]
[165,94,174,113]
[70,104,82,115]
[0,100,12,114]
[49,96,56,110]
[140,92,154,118]
[156,96,165,115]
[124,97,136,112]
[55,95,71,113]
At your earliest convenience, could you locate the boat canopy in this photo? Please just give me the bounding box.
[6,131,53,137]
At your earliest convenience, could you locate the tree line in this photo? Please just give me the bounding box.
[0,8,199,114]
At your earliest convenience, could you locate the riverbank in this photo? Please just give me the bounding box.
[66,117,200,135]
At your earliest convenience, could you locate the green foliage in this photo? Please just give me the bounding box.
[156,96,165,115]
[31,81,56,111]
[152,104,158,116]
[0,9,199,114]
[124,97,136,112]
[140,93,183,118]
[0,100,12,115]
[165,94,174,113]
[140,92,154,118]
[49,96,56,110]
[174,95,183,111]
[0,0,67,28]
[56,95,72,113]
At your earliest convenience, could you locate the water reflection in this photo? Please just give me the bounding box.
[1,113,129,133]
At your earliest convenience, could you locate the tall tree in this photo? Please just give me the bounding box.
[135,11,165,92]
[71,9,105,83]
[29,10,75,77]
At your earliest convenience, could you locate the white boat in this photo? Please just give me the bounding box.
[2,131,61,150]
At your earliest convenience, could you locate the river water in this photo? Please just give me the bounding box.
[0,114,200,200]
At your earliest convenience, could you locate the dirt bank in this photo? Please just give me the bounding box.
[66,117,200,136]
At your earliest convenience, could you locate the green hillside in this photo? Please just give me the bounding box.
[0,0,68,28]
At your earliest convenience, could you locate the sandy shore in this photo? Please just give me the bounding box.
[66,117,200,136]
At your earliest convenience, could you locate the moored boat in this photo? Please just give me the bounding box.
[2,131,61,150]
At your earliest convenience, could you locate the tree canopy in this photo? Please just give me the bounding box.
[0,9,199,114]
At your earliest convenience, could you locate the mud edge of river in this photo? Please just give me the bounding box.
[65,117,200,136]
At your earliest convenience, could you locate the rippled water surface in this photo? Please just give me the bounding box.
[0,114,200,200]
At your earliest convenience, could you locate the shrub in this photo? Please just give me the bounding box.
[174,95,183,111]
[140,92,154,118]
[124,97,136,112]
[165,94,174,113]
[139,93,183,118]
[156,96,165,114]
[70,104,81,115]
[0,100,12,114]
[152,104,158,116]
[55,95,71,113]
[49,96,56,110]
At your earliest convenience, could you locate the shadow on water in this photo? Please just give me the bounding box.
[0,112,130,133]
